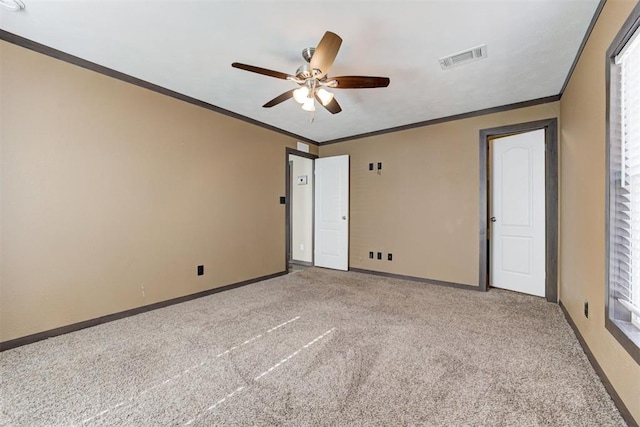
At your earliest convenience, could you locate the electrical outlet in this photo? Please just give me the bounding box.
[377,252,382,260]
[584,301,589,318]
[197,265,204,276]
[377,162,382,170]
[388,253,393,261]
[369,251,374,259]
[369,163,374,171]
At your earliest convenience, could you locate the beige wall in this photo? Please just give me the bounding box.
[560,0,640,422]
[320,103,559,286]
[0,41,316,342]
[2,2,639,420]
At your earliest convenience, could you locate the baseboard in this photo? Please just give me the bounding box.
[559,301,638,427]
[348,268,483,291]
[289,260,313,267]
[0,271,287,352]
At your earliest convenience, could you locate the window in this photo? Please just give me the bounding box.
[606,3,640,364]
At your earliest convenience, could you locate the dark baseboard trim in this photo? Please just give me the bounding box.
[289,260,313,267]
[349,268,483,291]
[0,30,319,146]
[0,271,287,352]
[559,301,638,427]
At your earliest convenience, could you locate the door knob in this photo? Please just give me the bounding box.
[342,216,347,220]
[490,217,497,222]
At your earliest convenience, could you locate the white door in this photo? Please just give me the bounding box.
[314,155,349,270]
[491,129,545,297]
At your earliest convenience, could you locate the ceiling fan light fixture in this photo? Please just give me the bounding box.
[232,31,389,115]
[293,87,309,104]
[316,88,334,106]
[301,97,315,112]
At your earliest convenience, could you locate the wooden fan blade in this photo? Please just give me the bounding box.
[263,89,295,108]
[331,76,390,89]
[232,62,292,80]
[315,93,342,114]
[310,31,342,78]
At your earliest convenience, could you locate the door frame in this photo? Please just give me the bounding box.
[479,118,558,302]
[285,147,318,273]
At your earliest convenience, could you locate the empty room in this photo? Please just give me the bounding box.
[1,0,640,425]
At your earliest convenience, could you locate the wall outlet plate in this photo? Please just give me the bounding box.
[584,300,589,318]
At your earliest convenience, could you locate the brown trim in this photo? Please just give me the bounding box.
[479,136,489,292]
[285,148,318,273]
[479,118,559,302]
[559,0,608,96]
[0,271,287,352]
[604,0,640,366]
[349,268,483,291]
[605,317,640,365]
[0,30,319,146]
[545,119,559,303]
[286,158,294,270]
[609,1,640,59]
[289,260,314,267]
[320,95,561,145]
[1,30,563,148]
[559,301,638,427]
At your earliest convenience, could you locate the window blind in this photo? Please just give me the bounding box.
[612,27,640,327]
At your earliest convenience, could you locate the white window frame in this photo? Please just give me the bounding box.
[605,2,640,365]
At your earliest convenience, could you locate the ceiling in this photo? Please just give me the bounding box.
[0,0,601,144]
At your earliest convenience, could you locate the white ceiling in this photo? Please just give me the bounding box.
[0,0,601,144]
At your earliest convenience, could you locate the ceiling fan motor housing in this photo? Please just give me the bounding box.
[296,64,313,79]
[299,48,325,79]
[301,47,315,63]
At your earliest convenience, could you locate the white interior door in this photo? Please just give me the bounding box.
[491,129,545,297]
[314,155,349,271]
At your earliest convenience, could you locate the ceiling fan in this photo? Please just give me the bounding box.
[232,31,390,114]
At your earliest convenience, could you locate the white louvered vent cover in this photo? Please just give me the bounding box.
[439,45,487,70]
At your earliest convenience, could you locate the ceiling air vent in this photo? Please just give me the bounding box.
[439,44,487,70]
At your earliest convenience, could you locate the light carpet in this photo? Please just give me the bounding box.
[0,268,626,426]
